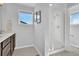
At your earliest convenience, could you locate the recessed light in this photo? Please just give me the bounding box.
[49,4,53,6]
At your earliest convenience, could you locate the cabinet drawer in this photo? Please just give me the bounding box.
[3,43,10,56]
[3,38,10,48]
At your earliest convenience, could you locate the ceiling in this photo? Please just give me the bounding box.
[67,3,77,8]
[19,3,78,8]
[19,3,36,7]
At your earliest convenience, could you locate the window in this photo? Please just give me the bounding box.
[70,12,79,24]
[19,11,33,24]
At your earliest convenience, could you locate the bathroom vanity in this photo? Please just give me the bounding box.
[0,33,15,56]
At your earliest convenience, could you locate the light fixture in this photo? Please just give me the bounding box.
[49,4,53,7]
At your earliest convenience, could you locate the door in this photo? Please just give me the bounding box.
[54,12,65,50]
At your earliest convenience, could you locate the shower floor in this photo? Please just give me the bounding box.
[50,50,79,56]
[49,47,79,56]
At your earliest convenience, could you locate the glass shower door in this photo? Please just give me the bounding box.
[54,12,65,50]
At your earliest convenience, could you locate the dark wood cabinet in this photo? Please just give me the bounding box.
[0,33,15,56]
[10,34,15,55]
[3,37,10,48]
[3,43,10,56]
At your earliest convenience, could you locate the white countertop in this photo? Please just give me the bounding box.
[0,32,15,43]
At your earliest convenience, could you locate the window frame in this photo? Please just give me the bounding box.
[70,12,79,25]
[69,4,79,26]
[18,9,34,26]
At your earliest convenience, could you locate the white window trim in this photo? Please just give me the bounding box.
[18,9,34,26]
[69,4,79,25]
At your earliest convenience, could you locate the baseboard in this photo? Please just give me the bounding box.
[49,48,65,55]
[34,45,42,56]
[15,44,34,49]
[71,43,79,48]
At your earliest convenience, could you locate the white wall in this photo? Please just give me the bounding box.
[69,4,79,47]
[1,3,34,49]
[0,6,2,32]
[70,25,79,47]
[65,5,70,48]
[34,4,49,56]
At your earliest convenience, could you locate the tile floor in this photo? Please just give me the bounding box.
[12,47,39,56]
[12,46,79,56]
[50,50,79,56]
[50,46,79,56]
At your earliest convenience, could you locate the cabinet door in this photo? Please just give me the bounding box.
[3,43,10,56]
[2,38,10,56]
[10,34,15,55]
[10,38,14,55]
[3,38,10,48]
[13,34,15,50]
